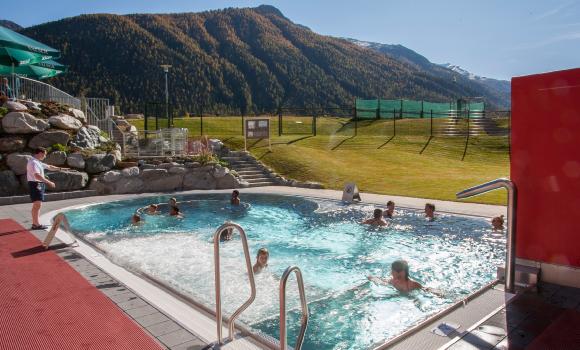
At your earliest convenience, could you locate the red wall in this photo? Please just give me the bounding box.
[511,68,580,267]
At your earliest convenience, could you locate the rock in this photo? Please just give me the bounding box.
[109,150,122,163]
[4,101,27,112]
[112,177,144,194]
[22,101,42,111]
[117,161,138,169]
[212,165,229,178]
[68,108,87,123]
[183,172,216,190]
[48,114,82,130]
[2,112,49,134]
[140,164,157,170]
[121,166,139,177]
[168,166,186,174]
[44,151,67,166]
[6,153,31,175]
[305,181,323,189]
[85,154,116,174]
[0,170,21,196]
[216,173,239,189]
[142,174,184,192]
[239,181,250,188]
[158,162,180,169]
[0,136,26,152]
[46,171,89,192]
[70,126,102,148]
[290,180,299,187]
[66,153,85,169]
[115,119,131,131]
[28,130,70,149]
[140,168,167,180]
[103,170,122,183]
[125,114,144,119]
[209,139,223,151]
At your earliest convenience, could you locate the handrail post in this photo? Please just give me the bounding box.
[279,266,309,350]
[213,222,257,344]
[456,178,517,293]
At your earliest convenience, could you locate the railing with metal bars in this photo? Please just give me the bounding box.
[279,266,309,350]
[11,75,81,109]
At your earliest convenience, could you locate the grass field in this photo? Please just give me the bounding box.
[129,116,510,205]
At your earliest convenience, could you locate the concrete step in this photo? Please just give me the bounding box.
[240,174,269,180]
[236,170,264,175]
[247,181,279,187]
[234,166,262,171]
[245,177,275,183]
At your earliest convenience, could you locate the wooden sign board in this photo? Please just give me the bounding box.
[244,118,271,150]
[342,182,362,202]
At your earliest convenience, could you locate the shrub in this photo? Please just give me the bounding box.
[49,143,69,153]
[0,107,8,117]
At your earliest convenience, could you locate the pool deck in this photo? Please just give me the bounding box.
[3,186,579,350]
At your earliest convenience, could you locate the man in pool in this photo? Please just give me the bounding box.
[384,201,395,218]
[368,260,422,293]
[131,214,142,225]
[362,209,388,226]
[253,248,269,274]
[425,203,436,221]
[231,190,240,205]
[169,206,183,218]
[491,215,504,231]
[147,204,159,214]
[169,197,177,207]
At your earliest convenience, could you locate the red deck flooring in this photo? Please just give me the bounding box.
[0,219,163,350]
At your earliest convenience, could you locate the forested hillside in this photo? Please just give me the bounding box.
[21,5,510,113]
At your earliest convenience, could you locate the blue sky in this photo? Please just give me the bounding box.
[4,0,580,80]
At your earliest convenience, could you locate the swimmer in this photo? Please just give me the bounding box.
[168,197,177,207]
[384,201,395,219]
[492,215,504,231]
[362,209,388,226]
[425,203,436,221]
[368,260,422,293]
[147,204,159,215]
[169,206,183,218]
[219,227,233,242]
[253,248,269,274]
[131,214,142,225]
[231,190,240,205]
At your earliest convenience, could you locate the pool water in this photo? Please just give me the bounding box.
[64,193,505,350]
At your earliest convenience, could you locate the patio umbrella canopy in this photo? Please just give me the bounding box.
[0,63,65,80]
[0,25,60,65]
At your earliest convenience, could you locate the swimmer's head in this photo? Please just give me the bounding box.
[387,201,395,210]
[232,190,239,198]
[373,208,383,219]
[391,260,410,281]
[492,215,504,229]
[170,206,180,216]
[256,247,269,266]
[131,214,141,223]
[425,203,435,217]
[169,197,177,206]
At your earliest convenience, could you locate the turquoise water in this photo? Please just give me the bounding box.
[64,193,505,350]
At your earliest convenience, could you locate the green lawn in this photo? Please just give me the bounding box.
[130,116,510,205]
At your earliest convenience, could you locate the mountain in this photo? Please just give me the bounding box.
[0,20,23,31]
[346,38,510,106]
[21,5,510,113]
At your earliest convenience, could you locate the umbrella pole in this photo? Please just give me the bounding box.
[11,63,15,100]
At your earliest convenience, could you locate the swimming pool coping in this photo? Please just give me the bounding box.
[38,186,508,349]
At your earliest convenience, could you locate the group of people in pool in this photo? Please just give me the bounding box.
[131,197,185,224]
[362,200,505,231]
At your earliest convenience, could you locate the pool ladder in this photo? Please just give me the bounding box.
[213,222,309,349]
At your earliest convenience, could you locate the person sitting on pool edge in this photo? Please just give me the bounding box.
[368,260,422,293]
[253,248,269,274]
[492,215,504,231]
[231,190,240,205]
[169,206,183,218]
[362,209,388,226]
[384,201,395,218]
[131,214,142,225]
[147,204,159,215]
[425,203,436,221]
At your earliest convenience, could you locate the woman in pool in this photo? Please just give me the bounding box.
[384,201,395,219]
[147,204,159,215]
[362,209,389,226]
[491,215,504,231]
[253,248,269,274]
[169,197,177,208]
[231,190,240,205]
[368,260,422,293]
[424,203,436,221]
[131,214,142,225]
[169,206,183,218]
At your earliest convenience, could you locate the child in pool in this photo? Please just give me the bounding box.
[368,260,422,293]
[384,201,395,218]
[492,215,504,231]
[425,203,436,221]
[231,190,240,206]
[169,206,183,218]
[168,197,177,208]
[253,248,269,274]
[147,204,159,214]
[131,214,143,225]
[362,209,389,226]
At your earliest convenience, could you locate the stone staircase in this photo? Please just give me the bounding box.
[222,151,279,187]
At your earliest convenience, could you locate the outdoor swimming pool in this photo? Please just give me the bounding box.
[64,193,505,350]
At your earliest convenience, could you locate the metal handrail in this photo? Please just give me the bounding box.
[279,266,309,350]
[456,178,517,293]
[42,213,78,249]
[13,75,81,108]
[213,222,256,344]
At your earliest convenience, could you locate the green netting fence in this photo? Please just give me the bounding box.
[356,99,485,119]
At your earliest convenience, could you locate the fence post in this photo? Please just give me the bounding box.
[421,101,424,119]
[278,109,282,136]
[430,110,433,136]
[462,109,471,161]
[393,109,396,136]
[400,99,403,119]
[200,109,204,136]
[376,98,380,120]
[241,114,245,136]
[312,112,317,136]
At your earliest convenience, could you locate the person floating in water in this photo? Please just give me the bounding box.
[368,260,422,293]
[131,214,142,225]
[424,203,436,221]
[169,206,183,218]
[492,215,504,231]
[231,190,240,205]
[362,209,389,226]
[384,201,395,219]
[168,197,178,208]
[147,204,159,215]
[253,248,269,274]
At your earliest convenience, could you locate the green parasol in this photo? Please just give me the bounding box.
[0,63,65,80]
[0,25,60,64]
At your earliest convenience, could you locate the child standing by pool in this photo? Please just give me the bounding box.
[253,248,269,274]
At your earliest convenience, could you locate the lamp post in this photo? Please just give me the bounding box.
[160,64,172,126]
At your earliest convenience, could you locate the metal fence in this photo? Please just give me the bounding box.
[113,127,190,158]
[81,97,112,136]
[8,75,81,109]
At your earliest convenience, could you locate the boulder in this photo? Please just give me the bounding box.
[216,173,239,189]
[2,112,49,134]
[112,177,144,194]
[184,162,201,168]
[0,170,21,196]
[70,126,102,148]
[6,153,31,175]
[140,164,157,170]
[183,172,216,190]
[117,161,138,169]
[168,166,186,174]
[125,114,144,119]
[142,174,184,192]
[115,119,131,131]
[85,154,116,174]
[103,170,122,183]
[66,153,85,169]
[22,101,41,111]
[48,114,82,130]
[28,130,70,149]
[140,168,167,180]
[121,166,139,177]
[4,101,27,112]
[213,165,229,178]
[0,136,26,152]
[109,150,122,163]
[209,139,223,151]
[158,162,180,169]
[46,171,89,192]
[68,108,87,123]
[44,151,67,166]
